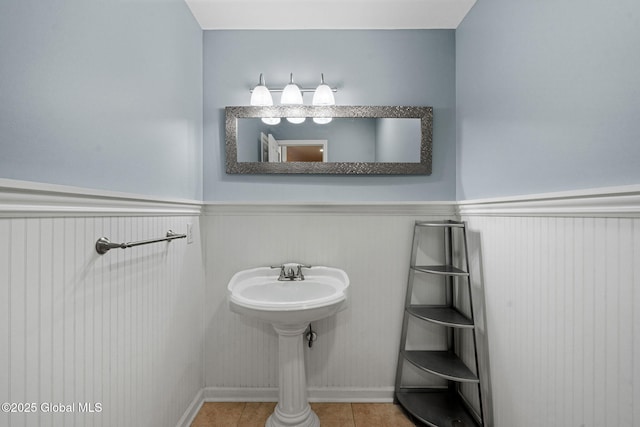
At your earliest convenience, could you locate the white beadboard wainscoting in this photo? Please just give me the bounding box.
[459,185,640,427]
[4,178,640,427]
[202,203,458,402]
[0,180,205,427]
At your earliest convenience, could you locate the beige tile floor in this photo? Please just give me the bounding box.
[191,402,417,427]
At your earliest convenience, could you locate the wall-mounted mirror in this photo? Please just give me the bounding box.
[225,106,432,174]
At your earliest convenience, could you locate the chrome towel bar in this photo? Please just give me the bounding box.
[95,230,186,255]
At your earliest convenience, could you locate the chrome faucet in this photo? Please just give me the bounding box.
[271,263,312,281]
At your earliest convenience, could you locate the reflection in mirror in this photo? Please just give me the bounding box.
[237,118,421,163]
[225,106,432,175]
[263,136,328,163]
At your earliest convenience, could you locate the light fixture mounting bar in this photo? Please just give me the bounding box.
[250,87,338,93]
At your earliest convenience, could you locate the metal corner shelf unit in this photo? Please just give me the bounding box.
[395,220,484,427]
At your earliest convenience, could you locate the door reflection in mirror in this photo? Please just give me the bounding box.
[259,133,328,163]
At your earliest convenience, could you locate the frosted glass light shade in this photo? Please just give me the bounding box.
[280,83,302,105]
[281,73,305,124]
[281,84,304,123]
[312,74,335,124]
[250,84,273,106]
[281,83,303,105]
[312,84,335,105]
[286,117,306,124]
[262,117,281,125]
[251,74,280,125]
[251,74,273,106]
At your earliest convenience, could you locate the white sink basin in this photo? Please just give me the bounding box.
[228,265,349,325]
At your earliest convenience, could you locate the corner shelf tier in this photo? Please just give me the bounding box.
[402,350,479,383]
[412,265,469,276]
[407,306,474,329]
[396,390,480,427]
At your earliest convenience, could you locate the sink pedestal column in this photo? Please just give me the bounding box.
[266,323,319,427]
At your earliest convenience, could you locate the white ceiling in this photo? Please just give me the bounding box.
[184,0,476,30]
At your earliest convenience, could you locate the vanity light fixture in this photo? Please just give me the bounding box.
[248,73,338,124]
[250,74,280,125]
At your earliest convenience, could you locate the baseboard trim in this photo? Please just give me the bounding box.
[175,389,204,427]
[202,386,395,403]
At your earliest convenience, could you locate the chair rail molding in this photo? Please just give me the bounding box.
[204,202,457,217]
[0,178,202,218]
[3,178,639,218]
[457,185,640,218]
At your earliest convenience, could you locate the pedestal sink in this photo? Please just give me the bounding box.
[228,264,350,427]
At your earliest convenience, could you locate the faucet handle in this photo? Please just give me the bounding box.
[295,264,312,280]
[270,265,287,280]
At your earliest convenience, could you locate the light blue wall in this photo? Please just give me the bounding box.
[456,0,640,200]
[0,0,203,200]
[7,1,634,203]
[204,30,456,201]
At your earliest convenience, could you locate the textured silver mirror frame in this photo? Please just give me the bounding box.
[225,105,432,175]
